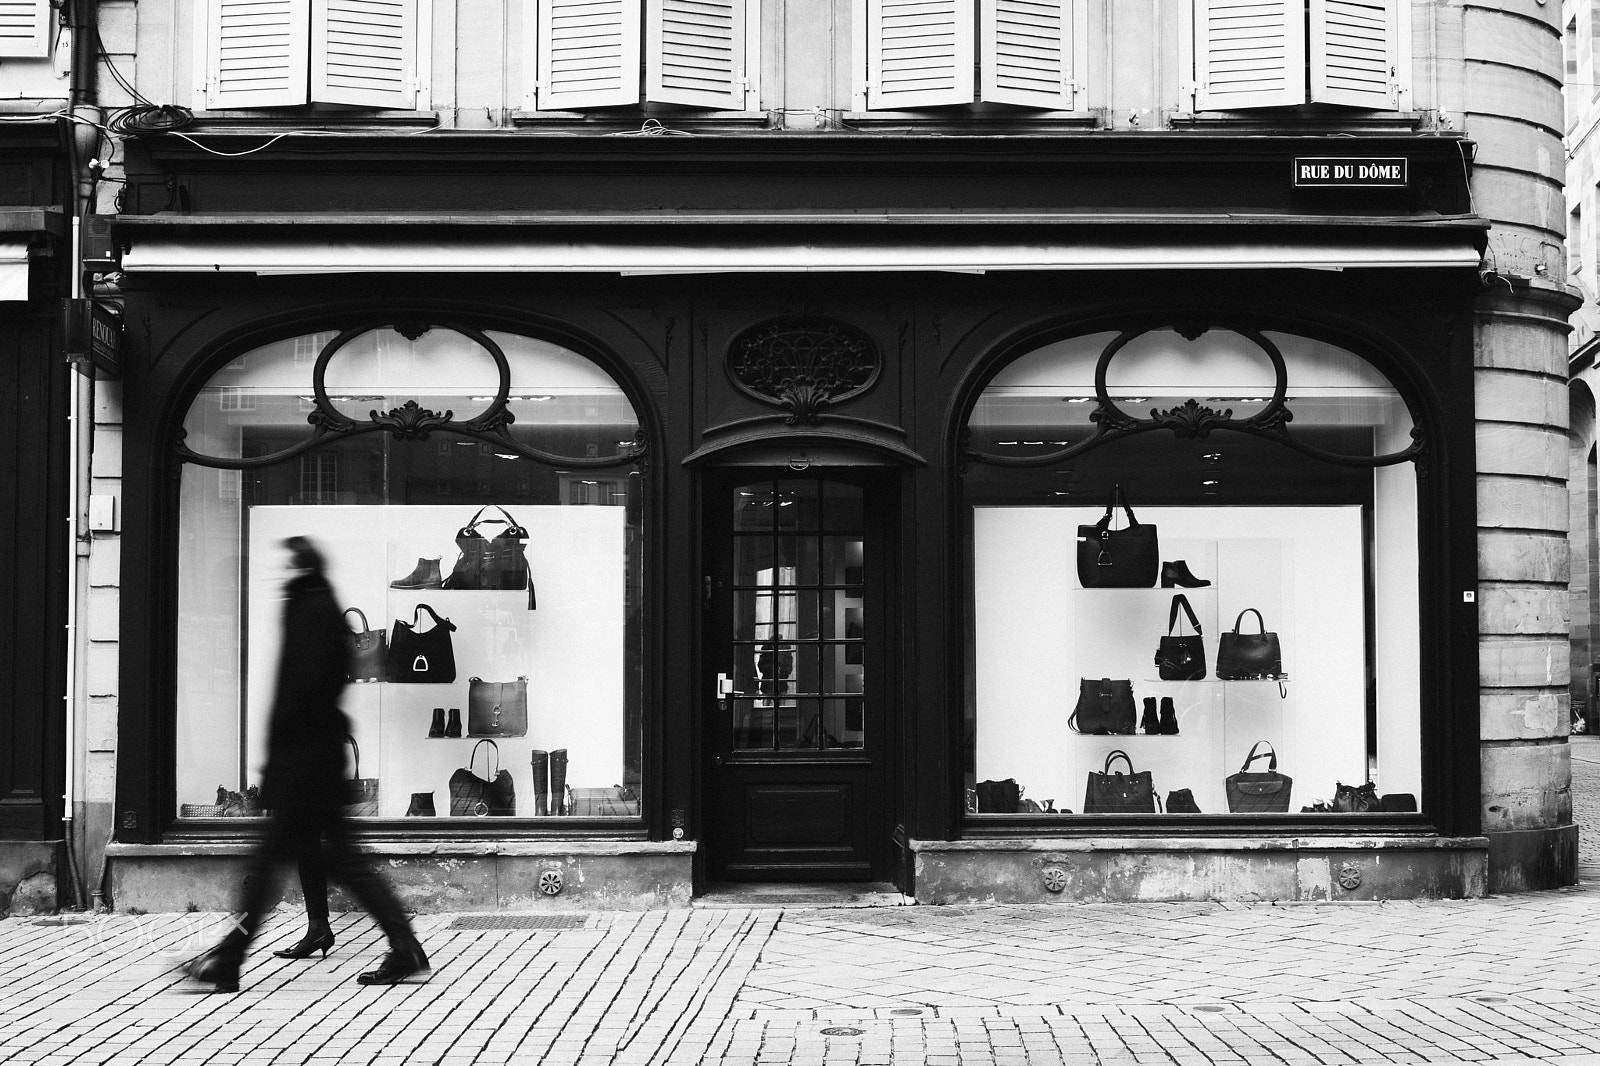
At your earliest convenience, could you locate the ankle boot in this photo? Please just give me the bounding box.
[427,707,445,738]
[1159,697,1180,735]
[549,749,568,816]
[390,557,443,590]
[1140,697,1160,735]
[530,750,549,816]
[406,792,436,816]
[445,708,462,738]
[1160,560,1210,588]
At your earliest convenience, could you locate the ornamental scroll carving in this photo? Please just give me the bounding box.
[727,316,881,425]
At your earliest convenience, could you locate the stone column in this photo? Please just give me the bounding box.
[1465,0,1581,890]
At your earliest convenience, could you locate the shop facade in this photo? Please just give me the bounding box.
[94,124,1556,907]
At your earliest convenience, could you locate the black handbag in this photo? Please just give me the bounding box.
[1224,741,1292,813]
[343,608,388,684]
[386,604,457,683]
[1334,780,1382,813]
[449,739,516,817]
[1069,678,1136,735]
[1083,750,1156,814]
[1215,608,1283,679]
[442,504,536,608]
[1155,594,1207,681]
[1166,788,1201,813]
[975,779,1022,813]
[344,735,379,816]
[468,676,529,738]
[1076,485,1159,589]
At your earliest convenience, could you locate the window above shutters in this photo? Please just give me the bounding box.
[0,0,50,58]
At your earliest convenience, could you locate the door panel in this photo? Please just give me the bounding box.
[703,469,892,881]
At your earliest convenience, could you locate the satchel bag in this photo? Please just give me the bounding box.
[1215,608,1283,680]
[386,604,457,683]
[1076,485,1159,589]
[468,676,529,738]
[1224,741,1292,813]
[974,779,1022,813]
[449,739,517,817]
[442,504,537,609]
[344,735,379,817]
[1155,594,1207,681]
[1083,750,1156,814]
[1334,780,1382,813]
[1165,788,1201,813]
[343,608,388,684]
[1068,678,1136,735]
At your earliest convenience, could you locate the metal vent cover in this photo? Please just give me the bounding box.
[446,914,589,931]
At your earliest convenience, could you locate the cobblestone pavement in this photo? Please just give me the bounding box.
[3,751,1599,1066]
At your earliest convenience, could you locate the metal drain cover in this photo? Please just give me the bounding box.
[821,1027,865,1037]
[447,915,589,931]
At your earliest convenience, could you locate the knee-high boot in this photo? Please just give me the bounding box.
[549,749,568,816]
[530,750,549,817]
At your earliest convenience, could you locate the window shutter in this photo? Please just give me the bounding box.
[865,0,975,109]
[311,0,417,108]
[1193,0,1306,110]
[206,0,312,108]
[537,0,643,109]
[645,0,746,109]
[0,0,49,58]
[1309,0,1401,108]
[979,0,1083,110]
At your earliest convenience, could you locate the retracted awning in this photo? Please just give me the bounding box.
[0,241,29,301]
[119,234,1485,275]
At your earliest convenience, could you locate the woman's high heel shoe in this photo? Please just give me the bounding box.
[180,944,241,993]
[273,923,335,960]
[1160,560,1211,588]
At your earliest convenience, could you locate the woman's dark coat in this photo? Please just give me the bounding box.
[259,570,352,813]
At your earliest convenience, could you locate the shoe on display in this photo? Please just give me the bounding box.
[1159,697,1179,735]
[1140,697,1160,735]
[427,707,445,738]
[1160,560,1211,588]
[390,557,443,590]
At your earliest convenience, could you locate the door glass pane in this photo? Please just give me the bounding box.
[822,698,864,749]
[775,536,821,585]
[735,483,776,531]
[775,479,822,530]
[823,482,863,532]
[734,537,775,585]
[823,536,864,586]
[733,699,774,749]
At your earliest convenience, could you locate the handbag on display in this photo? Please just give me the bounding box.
[344,735,379,817]
[1224,741,1293,813]
[1165,788,1201,813]
[1155,594,1207,681]
[1076,484,1159,589]
[343,608,389,684]
[442,504,537,609]
[1215,608,1284,680]
[449,739,517,817]
[1069,678,1137,735]
[467,676,529,738]
[1333,780,1382,813]
[1083,750,1157,814]
[975,779,1022,813]
[386,604,457,683]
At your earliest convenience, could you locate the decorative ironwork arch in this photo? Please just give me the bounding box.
[965,325,1426,470]
[726,315,881,425]
[175,323,647,471]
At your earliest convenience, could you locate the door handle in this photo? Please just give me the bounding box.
[716,672,734,697]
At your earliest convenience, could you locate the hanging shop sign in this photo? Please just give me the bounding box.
[1292,157,1408,188]
[62,297,123,379]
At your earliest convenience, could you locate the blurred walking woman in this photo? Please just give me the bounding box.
[183,536,429,992]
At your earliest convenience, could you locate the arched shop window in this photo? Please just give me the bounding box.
[174,324,646,821]
[962,326,1423,820]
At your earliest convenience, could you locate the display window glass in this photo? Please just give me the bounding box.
[174,327,645,821]
[962,328,1421,820]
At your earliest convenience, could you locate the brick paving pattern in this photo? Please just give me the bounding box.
[2,746,1598,1065]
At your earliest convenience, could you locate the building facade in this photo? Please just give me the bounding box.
[0,0,1578,912]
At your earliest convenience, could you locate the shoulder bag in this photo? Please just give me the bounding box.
[468,676,529,738]
[1334,780,1382,813]
[344,735,380,816]
[1083,750,1157,814]
[343,608,388,684]
[1068,678,1136,735]
[1076,484,1159,589]
[1224,741,1292,813]
[974,779,1022,813]
[442,504,537,608]
[449,739,517,817]
[1155,594,1207,681]
[1215,608,1283,680]
[386,604,457,683]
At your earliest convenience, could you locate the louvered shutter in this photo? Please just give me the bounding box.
[311,0,417,107]
[537,0,643,109]
[979,0,1082,110]
[206,0,312,108]
[865,0,975,109]
[645,0,746,109]
[0,0,49,58]
[1193,0,1305,110]
[1309,0,1400,108]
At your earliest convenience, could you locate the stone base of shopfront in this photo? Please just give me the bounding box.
[106,840,696,913]
[1484,824,1580,893]
[0,841,61,915]
[910,837,1491,904]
